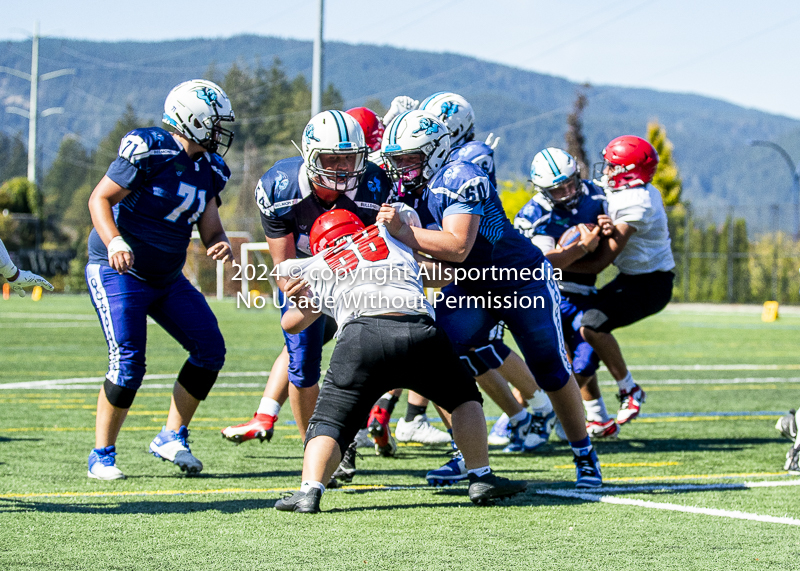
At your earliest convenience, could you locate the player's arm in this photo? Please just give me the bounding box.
[197,199,233,263]
[280,276,322,334]
[567,222,637,274]
[414,253,454,288]
[378,204,479,263]
[88,175,134,274]
[544,224,602,269]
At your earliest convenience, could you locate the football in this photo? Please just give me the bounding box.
[557,223,597,248]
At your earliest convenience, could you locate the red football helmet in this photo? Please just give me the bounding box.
[599,135,659,190]
[345,107,384,152]
[310,209,366,254]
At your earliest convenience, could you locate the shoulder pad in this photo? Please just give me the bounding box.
[117,127,180,166]
[255,157,304,218]
[430,160,491,203]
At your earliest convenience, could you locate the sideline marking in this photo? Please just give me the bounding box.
[536,488,800,526]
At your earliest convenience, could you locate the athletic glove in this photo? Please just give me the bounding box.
[8,270,54,297]
[383,96,419,126]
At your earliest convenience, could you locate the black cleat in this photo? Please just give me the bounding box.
[275,489,322,513]
[332,441,358,484]
[467,472,528,505]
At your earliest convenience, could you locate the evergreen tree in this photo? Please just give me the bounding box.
[565,85,590,176]
[647,121,682,206]
[43,136,91,223]
[0,132,27,185]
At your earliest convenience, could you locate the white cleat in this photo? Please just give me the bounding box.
[395,414,452,445]
[88,445,126,480]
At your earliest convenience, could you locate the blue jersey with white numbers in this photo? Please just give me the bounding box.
[420,160,547,289]
[513,181,607,286]
[88,127,230,287]
[450,140,496,188]
[256,156,392,257]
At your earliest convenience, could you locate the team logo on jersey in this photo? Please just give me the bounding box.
[304,125,320,144]
[175,162,186,177]
[275,171,289,193]
[194,87,219,107]
[412,118,439,137]
[439,101,458,119]
[366,176,381,199]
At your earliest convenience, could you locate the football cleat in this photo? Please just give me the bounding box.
[275,489,322,513]
[523,410,556,451]
[354,428,373,449]
[150,426,203,474]
[426,451,467,487]
[395,414,452,445]
[88,445,126,480]
[221,413,276,444]
[784,444,800,473]
[467,472,528,505]
[586,418,621,439]
[553,418,568,441]
[573,449,603,488]
[487,413,511,446]
[332,441,358,484]
[502,411,533,453]
[367,404,396,457]
[617,384,646,425]
[775,410,798,441]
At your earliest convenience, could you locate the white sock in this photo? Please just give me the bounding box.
[300,480,325,494]
[616,372,636,393]
[529,390,553,414]
[257,397,281,417]
[509,409,529,424]
[584,397,610,423]
[467,466,491,478]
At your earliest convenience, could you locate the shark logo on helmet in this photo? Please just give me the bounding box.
[412,118,440,137]
[304,124,321,144]
[194,87,219,107]
[439,101,458,120]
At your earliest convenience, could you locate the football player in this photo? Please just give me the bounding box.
[567,135,676,423]
[0,238,54,296]
[85,79,235,480]
[515,148,624,437]
[273,210,528,512]
[776,409,800,473]
[378,110,603,489]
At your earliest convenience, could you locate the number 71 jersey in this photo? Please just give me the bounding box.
[275,224,434,334]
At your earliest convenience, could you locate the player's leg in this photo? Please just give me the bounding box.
[499,279,602,488]
[222,346,289,444]
[146,275,226,474]
[395,390,452,446]
[366,388,401,456]
[86,264,151,480]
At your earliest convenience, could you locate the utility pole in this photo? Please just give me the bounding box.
[1,22,75,185]
[311,0,324,116]
[748,139,800,239]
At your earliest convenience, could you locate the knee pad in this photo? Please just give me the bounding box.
[572,342,600,377]
[304,421,349,457]
[177,360,219,401]
[460,352,489,376]
[104,379,136,409]
[581,309,610,333]
[475,341,511,370]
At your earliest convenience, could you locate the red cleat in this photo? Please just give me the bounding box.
[367,405,396,457]
[617,385,646,425]
[221,413,276,444]
[586,418,620,439]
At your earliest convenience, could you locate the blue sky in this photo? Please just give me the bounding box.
[4,0,800,119]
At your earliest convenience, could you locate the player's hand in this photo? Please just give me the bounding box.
[207,241,234,264]
[484,133,501,150]
[8,270,54,297]
[383,96,419,126]
[578,223,601,253]
[109,251,134,274]
[377,203,404,235]
[597,214,614,236]
[284,276,309,302]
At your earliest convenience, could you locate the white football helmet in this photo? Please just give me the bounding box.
[381,110,451,193]
[301,110,368,194]
[163,79,235,155]
[530,148,582,209]
[418,92,475,147]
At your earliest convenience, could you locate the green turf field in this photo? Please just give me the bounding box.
[1,295,799,570]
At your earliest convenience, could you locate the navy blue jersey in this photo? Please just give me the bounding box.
[255,156,392,257]
[450,140,496,188]
[88,127,230,287]
[513,181,607,286]
[419,160,547,289]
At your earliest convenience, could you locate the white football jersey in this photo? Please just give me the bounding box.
[605,183,675,275]
[276,224,434,334]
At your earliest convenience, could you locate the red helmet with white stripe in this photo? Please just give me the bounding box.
[599,135,659,190]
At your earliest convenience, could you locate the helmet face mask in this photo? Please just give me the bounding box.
[302,111,369,197]
[541,175,582,210]
[381,110,451,194]
[163,80,235,155]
